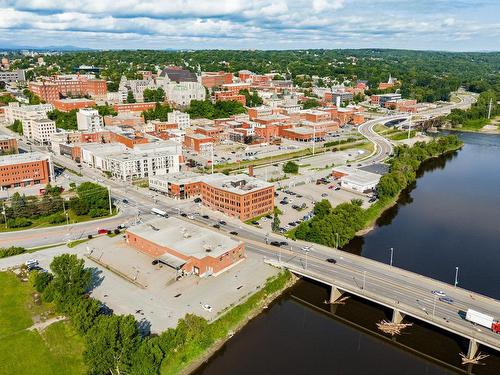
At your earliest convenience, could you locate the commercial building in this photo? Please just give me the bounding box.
[371,93,402,107]
[0,69,25,83]
[77,108,103,132]
[53,98,96,112]
[4,102,54,125]
[0,135,18,154]
[126,217,245,277]
[325,90,354,106]
[214,91,246,105]
[183,133,214,153]
[0,152,53,189]
[167,110,190,129]
[149,173,275,221]
[118,76,157,102]
[201,71,233,89]
[29,119,57,145]
[113,102,157,113]
[156,67,205,106]
[332,166,381,193]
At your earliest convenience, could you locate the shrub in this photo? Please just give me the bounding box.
[48,213,66,224]
[30,270,54,293]
[7,217,32,228]
[0,246,26,258]
[283,161,299,174]
[89,208,109,218]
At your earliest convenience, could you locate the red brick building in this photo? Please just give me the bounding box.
[201,71,233,89]
[113,102,157,113]
[53,98,96,112]
[214,91,246,105]
[183,133,214,153]
[29,75,107,103]
[0,152,52,188]
[126,217,245,277]
[0,135,18,154]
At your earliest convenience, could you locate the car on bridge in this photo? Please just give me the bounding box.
[439,297,454,305]
[326,258,337,264]
[432,290,446,297]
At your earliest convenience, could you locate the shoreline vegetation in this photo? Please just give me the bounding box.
[288,135,463,248]
[10,253,294,375]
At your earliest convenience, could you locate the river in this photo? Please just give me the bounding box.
[195,132,500,375]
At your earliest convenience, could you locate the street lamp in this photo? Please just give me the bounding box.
[390,247,394,267]
[454,266,459,287]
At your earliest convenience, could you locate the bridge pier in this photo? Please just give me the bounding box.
[329,286,345,304]
[392,309,405,324]
[466,339,479,360]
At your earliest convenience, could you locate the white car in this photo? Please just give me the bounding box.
[187,215,195,220]
[25,259,39,267]
[261,218,268,222]
[202,304,212,312]
[431,290,446,297]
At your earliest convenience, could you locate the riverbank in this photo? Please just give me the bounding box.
[289,135,464,248]
[160,270,296,375]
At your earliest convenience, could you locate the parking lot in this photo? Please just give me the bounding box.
[253,176,371,234]
[38,235,280,333]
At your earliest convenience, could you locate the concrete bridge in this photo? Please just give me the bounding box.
[265,252,500,362]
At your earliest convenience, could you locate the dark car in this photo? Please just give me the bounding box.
[251,221,260,225]
[202,215,209,219]
[439,297,454,305]
[152,259,159,265]
[180,213,187,217]
[288,222,297,227]
[230,231,238,236]
[194,198,202,203]
[212,224,221,229]
[335,187,341,191]
[279,200,288,205]
[280,241,289,246]
[266,214,273,219]
[270,241,281,247]
[122,199,129,204]
[219,220,227,225]
[326,258,337,264]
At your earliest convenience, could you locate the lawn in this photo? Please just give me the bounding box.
[0,272,86,375]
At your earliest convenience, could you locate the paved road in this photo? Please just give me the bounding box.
[263,246,500,353]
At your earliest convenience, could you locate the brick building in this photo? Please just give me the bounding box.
[53,98,96,112]
[183,133,214,153]
[149,173,275,221]
[28,74,107,103]
[126,217,245,277]
[201,71,233,89]
[0,135,18,154]
[113,102,157,113]
[0,152,53,189]
[214,91,246,105]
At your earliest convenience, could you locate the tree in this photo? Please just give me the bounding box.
[143,87,165,103]
[271,211,281,232]
[129,338,164,375]
[283,161,299,174]
[142,102,171,121]
[302,98,320,109]
[84,315,140,375]
[71,297,102,334]
[44,254,92,308]
[9,119,23,134]
[47,109,78,130]
[30,271,53,293]
[94,105,117,117]
[313,199,332,217]
[126,90,136,103]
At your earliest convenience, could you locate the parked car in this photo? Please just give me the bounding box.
[229,231,239,236]
[321,193,328,197]
[122,199,129,204]
[251,221,260,225]
[212,224,221,229]
[202,304,212,312]
[219,220,227,225]
[270,241,281,247]
[187,215,195,220]
[202,215,209,219]
[280,241,289,246]
[194,198,202,203]
[97,229,108,235]
[335,187,341,191]
[180,213,187,217]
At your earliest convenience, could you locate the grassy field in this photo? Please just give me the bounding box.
[0,272,86,375]
[0,208,117,233]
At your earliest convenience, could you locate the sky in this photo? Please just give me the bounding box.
[0,0,499,51]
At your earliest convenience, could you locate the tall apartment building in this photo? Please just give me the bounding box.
[0,69,25,83]
[149,173,275,221]
[107,150,180,181]
[29,119,57,145]
[167,110,190,129]
[4,102,54,125]
[0,152,53,189]
[77,108,103,132]
[156,67,205,106]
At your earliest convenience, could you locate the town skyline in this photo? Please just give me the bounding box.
[0,0,499,51]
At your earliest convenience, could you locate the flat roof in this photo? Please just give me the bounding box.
[0,151,48,166]
[359,163,390,175]
[285,127,315,135]
[333,166,381,185]
[128,217,241,259]
[203,173,274,195]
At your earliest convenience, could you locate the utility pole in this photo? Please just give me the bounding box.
[108,186,112,215]
[454,266,459,287]
[487,98,493,119]
[2,202,7,228]
[312,125,316,155]
[335,233,339,249]
[390,247,394,267]
[407,115,412,139]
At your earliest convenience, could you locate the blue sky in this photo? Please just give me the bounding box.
[0,0,499,51]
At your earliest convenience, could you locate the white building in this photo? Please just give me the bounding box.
[118,76,157,103]
[156,67,205,106]
[4,102,54,125]
[0,69,25,83]
[333,166,381,193]
[167,110,190,129]
[80,143,126,170]
[107,150,180,181]
[29,119,56,145]
[76,108,103,132]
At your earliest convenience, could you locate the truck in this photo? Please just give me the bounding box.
[465,309,500,333]
[151,207,168,217]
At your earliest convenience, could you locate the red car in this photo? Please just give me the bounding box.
[97,229,108,235]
